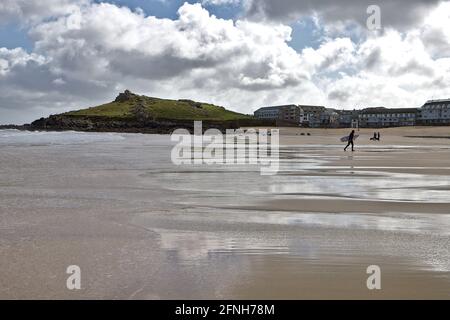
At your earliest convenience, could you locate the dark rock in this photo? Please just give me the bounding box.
[0,124,26,130]
[114,89,135,103]
[131,102,152,122]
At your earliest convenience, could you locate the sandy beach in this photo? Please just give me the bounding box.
[0,126,449,299]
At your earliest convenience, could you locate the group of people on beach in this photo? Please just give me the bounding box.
[370,132,381,141]
[343,130,382,152]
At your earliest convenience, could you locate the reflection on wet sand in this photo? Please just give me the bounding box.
[0,129,449,299]
[131,133,450,299]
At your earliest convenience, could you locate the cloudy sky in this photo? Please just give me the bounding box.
[0,0,449,124]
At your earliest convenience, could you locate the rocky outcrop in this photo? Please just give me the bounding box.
[0,124,26,130]
[114,90,135,103]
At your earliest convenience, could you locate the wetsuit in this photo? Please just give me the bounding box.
[344,131,355,151]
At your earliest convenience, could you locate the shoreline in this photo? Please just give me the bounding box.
[0,128,449,299]
[2,124,450,134]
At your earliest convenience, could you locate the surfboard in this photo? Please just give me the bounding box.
[340,134,359,142]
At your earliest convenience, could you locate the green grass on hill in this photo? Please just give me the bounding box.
[65,93,251,121]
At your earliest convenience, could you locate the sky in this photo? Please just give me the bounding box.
[0,0,449,124]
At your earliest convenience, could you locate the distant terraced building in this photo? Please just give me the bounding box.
[358,107,420,128]
[419,99,450,125]
[254,99,450,128]
[254,105,304,125]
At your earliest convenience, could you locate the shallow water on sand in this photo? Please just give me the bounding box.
[0,130,449,299]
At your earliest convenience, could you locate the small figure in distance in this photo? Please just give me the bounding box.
[370,132,377,141]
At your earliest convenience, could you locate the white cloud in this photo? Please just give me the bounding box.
[301,38,356,74]
[419,1,450,58]
[0,0,89,25]
[0,0,450,124]
[29,2,306,85]
[0,47,46,71]
[324,26,450,107]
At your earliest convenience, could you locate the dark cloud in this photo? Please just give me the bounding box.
[388,60,435,77]
[108,49,224,80]
[421,27,450,58]
[328,90,350,102]
[245,0,443,29]
[364,47,381,70]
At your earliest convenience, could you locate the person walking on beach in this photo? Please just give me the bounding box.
[344,130,355,152]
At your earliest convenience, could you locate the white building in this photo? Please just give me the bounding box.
[420,99,450,125]
[359,108,419,127]
[254,106,280,120]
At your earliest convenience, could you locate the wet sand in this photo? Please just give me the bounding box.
[0,127,449,299]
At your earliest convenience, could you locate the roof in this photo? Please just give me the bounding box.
[422,99,450,108]
[254,104,300,113]
[300,105,326,112]
[423,99,450,105]
[361,108,419,114]
[337,109,359,115]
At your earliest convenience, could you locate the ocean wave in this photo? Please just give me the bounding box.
[0,129,125,146]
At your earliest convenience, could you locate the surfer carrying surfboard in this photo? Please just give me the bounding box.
[344,130,356,152]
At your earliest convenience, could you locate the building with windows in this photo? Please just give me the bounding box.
[337,109,360,128]
[254,99,450,128]
[299,105,327,127]
[254,105,304,124]
[319,108,340,127]
[419,99,450,125]
[358,107,419,127]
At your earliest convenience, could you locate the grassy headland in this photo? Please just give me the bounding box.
[28,90,272,133]
[65,90,251,121]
